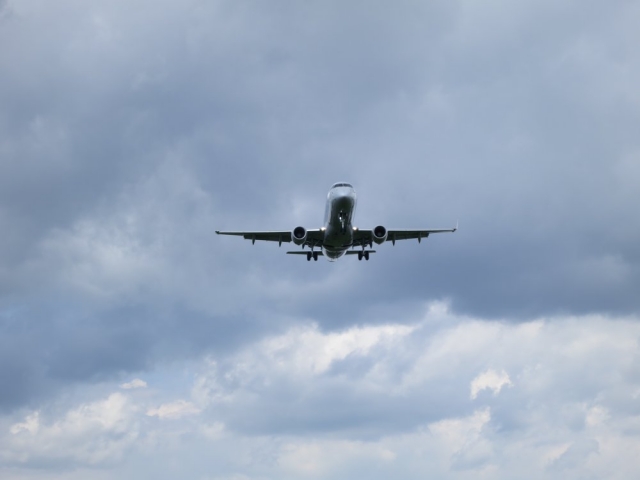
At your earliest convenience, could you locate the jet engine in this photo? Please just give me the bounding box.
[292,226,307,246]
[372,225,388,244]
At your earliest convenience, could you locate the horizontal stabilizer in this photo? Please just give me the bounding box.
[287,251,324,255]
[345,250,376,255]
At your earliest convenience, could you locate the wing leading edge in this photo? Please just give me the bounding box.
[215,230,324,247]
[352,224,457,247]
[216,224,457,248]
[285,250,377,256]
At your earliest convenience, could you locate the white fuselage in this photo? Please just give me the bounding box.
[321,183,357,260]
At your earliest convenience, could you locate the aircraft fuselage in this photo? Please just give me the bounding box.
[321,183,357,260]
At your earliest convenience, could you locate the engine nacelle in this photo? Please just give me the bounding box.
[372,225,388,244]
[292,226,307,245]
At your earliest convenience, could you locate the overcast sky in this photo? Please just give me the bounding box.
[1,0,640,478]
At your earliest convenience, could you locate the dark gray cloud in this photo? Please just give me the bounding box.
[0,1,639,477]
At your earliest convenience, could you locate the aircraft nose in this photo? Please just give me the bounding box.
[329,184,356,206]
[336,191,355,207]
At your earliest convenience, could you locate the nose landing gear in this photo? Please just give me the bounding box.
[339,210,348,233]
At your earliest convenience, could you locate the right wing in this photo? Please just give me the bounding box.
[216,230,291,245]
[216,229,324,247]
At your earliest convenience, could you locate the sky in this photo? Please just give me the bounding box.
[1,0,639,478]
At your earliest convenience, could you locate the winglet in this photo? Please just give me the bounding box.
[453,220,458,232]
[215,231,220,234]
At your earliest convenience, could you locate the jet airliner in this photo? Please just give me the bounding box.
[216,183,457,261]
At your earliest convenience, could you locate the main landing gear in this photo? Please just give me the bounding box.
[357,251,369,261]
[306,252,319,261]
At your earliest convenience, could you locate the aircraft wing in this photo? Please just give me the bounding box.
[353,224,457,246]
[216,229,324,247]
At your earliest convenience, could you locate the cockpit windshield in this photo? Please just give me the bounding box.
[331,182,353,189]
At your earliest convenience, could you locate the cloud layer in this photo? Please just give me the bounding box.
[2,305,640,479]
[1,0,639,478]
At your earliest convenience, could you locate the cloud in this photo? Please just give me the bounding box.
[187,305,640,443]
[146,400,200,420]
[547,438,600,471]
[1,306,640,478]
[1,0,640,478]
[4,393,138,467]
[120,379,147,390]
[470,369,513,399]
[9,412,40,435]
[429,408,493,471]
[251,322,415,376]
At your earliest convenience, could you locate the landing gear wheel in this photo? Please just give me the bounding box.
[358,252,363,261]
[364,251,369,261]
[313,252,318,261]
[306,252,312,261]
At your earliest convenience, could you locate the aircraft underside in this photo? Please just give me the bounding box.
[215,182,457,262]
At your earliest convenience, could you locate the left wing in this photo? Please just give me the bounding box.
[353,224,457,247]
[216,229,324,247]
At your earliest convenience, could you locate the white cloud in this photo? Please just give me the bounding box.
[146,400,201,419]
[182,306,640,478]
[585,405,609,428]
[9,412,40,435]
[470,369,513,399]
[2,306,640,478]
[278,439,398,478]
[5,393,138,466]
[120,378,147,390]
[191,321,417,410]
[259,322,416,375]
[429,408,494,470]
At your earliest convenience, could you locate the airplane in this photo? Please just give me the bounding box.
[216,182,457,261]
